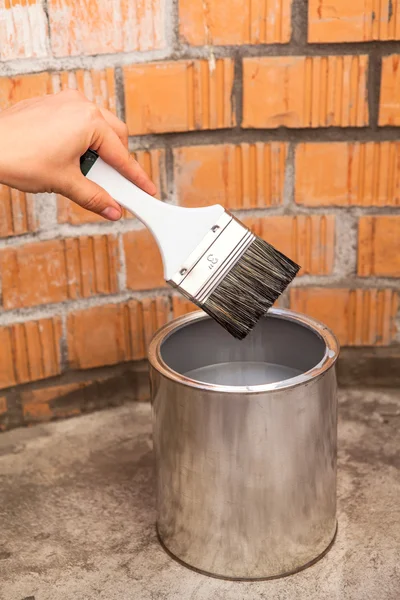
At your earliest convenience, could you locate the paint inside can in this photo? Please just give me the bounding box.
[184,361,302,386]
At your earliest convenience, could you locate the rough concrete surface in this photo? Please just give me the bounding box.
[0,389,399,600]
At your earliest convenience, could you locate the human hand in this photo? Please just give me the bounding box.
[0,89,156,221]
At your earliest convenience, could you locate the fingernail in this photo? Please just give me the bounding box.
[101,206,122,221]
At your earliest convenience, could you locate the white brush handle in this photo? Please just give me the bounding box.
[85,156,225,280]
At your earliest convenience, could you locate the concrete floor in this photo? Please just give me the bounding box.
[0,389,399,600]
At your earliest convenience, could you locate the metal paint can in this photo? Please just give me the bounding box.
[148,308,339,580]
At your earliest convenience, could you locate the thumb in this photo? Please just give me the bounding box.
[62,170,122,221]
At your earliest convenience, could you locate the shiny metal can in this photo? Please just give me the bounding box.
[148,308,339,580]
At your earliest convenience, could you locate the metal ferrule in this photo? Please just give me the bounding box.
[167,212,255,305]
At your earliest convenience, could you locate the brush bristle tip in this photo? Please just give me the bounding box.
[199,236,300,340]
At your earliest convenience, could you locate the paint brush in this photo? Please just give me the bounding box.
[81,149,300,340]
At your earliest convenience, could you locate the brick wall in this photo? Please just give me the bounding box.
[0,0,399,429]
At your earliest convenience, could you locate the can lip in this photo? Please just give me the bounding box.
[148,308,340,394]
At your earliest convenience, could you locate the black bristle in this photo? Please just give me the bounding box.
[200,237,300,340]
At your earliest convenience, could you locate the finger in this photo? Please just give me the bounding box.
[62,169,122,220]
[90,118,157,196]
[99,108,129,148]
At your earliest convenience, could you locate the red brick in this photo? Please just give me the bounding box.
[124,59,235,135]
[309,0,400,42]
[124,228,165,291]
[0,328,14,390]
[130,297,171,358]
[0,317,62,390]
[21,380,97,421]
[295,142,400,206]
[0,185,37,237]
[67,297,170,369]
[58,149,166,224]
[0,396,7,415]
[22,402,53,420]
[172,297,202,318]
[68,304,128,370]
[0,72,52,109]
[48,0,165,56]
[174,143,287,209]
[290,288,398,346]
[0,68,116,110]
[0,0,49,61]
[242,55,368,129]
[379,55,400,126]
[180,0,291,45]
[243,215,335,275]
[358,216,400,277]
[0,235,119,309]
[53,68,116,112]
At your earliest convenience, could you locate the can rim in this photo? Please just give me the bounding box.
[148,308,340,394]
